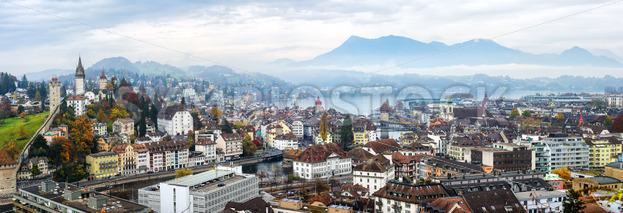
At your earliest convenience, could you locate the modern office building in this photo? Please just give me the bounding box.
[138,167,258,213]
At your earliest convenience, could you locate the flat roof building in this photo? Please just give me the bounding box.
[139,167,258,213]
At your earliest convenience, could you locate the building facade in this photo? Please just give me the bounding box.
[138,168,258,213]
[66,96,90,116]
[293,143,352,179]
[215,133,243,160]
[157,104,193,135]
[86,152,119,179]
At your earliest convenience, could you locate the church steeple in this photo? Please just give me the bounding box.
[75,57,85,77]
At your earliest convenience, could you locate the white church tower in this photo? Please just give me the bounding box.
[75,57,85,95]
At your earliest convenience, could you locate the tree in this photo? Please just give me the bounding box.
[181,97,186,105]
[319,112,329,141]
[29,134,49,158]
[236,121,248,129]
[605,116,613,127]
[339,115,354,150]
[17,105,24,114]
[30,164,41,177]
[563,189,586,213]
[110,104,130,120]
[220,118,233,134]
[70,116,94,159]
[4,140,20,159]
[150,104,158,129]
[243,140,257,157]
[175,167,192,178]
[522,110,532,117]
[20,111,27,119]
[608,189,623,204]
[509,109,520,119]
[613,115,623,133]
[33,91,41,101]
[211,105,223,120]
[96,109,109,122]
[520,117,543,129]
[555,113,565,119]
[243,134,252,143]
[552,166,571,181]
[191,111,203,130]
[86,109,96,119]
[17,126,27,140]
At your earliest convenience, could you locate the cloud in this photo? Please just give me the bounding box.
[0,0,622,76]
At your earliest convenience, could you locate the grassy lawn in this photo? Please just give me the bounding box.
[0,111,50,150]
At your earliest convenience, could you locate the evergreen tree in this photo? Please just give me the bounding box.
[220,117,233,134]
[150,103,158,129]
[339,115,354,150]
[181,97,186,105]
[20,75,28,89]
[562,190,586,213]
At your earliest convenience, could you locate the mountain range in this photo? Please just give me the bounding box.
[283,35,621,68]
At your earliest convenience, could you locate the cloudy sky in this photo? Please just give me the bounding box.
[1,0,622,77]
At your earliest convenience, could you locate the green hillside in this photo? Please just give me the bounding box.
[0,111,49,150]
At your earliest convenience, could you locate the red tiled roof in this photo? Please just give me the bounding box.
[0,148,16,166]
[427,197,471,213]
[372,182,449,204]
[294,143,349,163]
[364,139,401,154]
[66,96,88,101]
[348,148,375,161]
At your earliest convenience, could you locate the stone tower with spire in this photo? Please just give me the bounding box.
[49,77,61,112]
[98,70,107,90]
[75,57,85,95]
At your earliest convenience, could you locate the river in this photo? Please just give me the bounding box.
[242,158,292,180]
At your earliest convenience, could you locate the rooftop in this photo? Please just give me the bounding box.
[18,182,149,213]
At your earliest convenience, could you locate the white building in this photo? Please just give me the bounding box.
[66,95,90,116]
[533,134,589,171]
[138,167,258,213]
[93,122,107,136]
[274,132,299,150]
[353,157,395,194]
[74,57,85,95]
[215,133,243,160]
[293,143,352,179]
[291,120,304,139]
[515,190,566,213]
[607,95,623,107]
[84,91,99,102]
[195,138,217,163]
[157,104,193,136]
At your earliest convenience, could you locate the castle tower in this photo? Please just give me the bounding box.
[315,96,323,112]
[75,57,85,95]
[0,148,17,204]
[99,70,107,90]
[49,77,61,112]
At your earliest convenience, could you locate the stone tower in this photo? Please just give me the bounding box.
[99,70,107,90]
[49,77,61,112]
[75,57,85,95]
[0,148,17,205]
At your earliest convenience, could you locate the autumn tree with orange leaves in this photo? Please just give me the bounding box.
[51,137,72,164]
[70,116,94,159]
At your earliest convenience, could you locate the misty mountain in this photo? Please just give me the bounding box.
[24,69,73,82]
[288,35,622,68]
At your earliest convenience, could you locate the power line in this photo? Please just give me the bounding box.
[0,0,254,75]
[371,0,623,74]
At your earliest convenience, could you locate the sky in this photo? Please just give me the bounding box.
[1,0,622,77]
